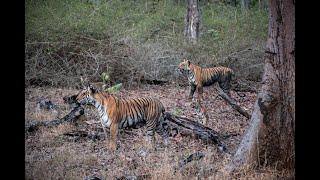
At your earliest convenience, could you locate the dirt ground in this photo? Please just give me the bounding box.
[25,84,292,179]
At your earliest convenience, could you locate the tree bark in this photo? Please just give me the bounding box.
[241,0,250,9]
[226,0,295,172]
[184,0,200,43]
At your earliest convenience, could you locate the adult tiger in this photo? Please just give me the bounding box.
[76,84,170,151]
[177,59,235,124]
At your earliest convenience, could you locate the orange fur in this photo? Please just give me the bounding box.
[76,85,169,151]
[178,59,234,124]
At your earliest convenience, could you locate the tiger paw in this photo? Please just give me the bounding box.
[187,96,193,101]
[109,142,117,151]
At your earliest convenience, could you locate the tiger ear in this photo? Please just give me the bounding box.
[81,76,90,89]
[88,84,97,94]
[80,76,85,88]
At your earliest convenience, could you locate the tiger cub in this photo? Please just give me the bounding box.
[178,59,234,124]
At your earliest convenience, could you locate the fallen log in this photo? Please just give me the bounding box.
[25,105,84,132]
[215,85,251,119]
[164,112,228,153]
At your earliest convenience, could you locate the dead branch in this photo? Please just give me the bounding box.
[164,112,228,153]
[215,86,251,119]
[25,105,84,132]
[232,80,258,93]
[116,174,151,180]
[178,152,205,169]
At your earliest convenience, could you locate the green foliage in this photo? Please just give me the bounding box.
[101,72,110,84]
[172,107,183,116]
[104,83,122,94]
[26,0,267,45]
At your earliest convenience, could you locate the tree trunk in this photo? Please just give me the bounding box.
[184,0,200,43]
[226,0,295,172]
[240,0,250,9]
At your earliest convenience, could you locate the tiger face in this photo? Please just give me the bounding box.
[178,59,191,74]
[76,84,98,106]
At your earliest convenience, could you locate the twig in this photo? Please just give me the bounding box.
[178,152,205,169]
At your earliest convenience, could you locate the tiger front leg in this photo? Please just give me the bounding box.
[109,123,119,151]
[196,86,209,125]
[196,85,204,104]
[188,84,196,101]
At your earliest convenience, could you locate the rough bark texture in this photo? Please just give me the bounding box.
[226,0,295,172]
[184,0,200,43]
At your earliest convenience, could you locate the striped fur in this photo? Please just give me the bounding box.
[178,59,234,125]
[178,59,234,100]
[76,84,169,151]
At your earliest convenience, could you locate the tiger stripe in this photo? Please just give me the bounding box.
[177,59,235,125]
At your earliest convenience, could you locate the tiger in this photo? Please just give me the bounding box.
[75,84,170,151]
[177,59,235,124]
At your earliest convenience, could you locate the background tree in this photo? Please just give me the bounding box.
[184,0,200,43]
[226,0,294,172]
[241,0,251,9]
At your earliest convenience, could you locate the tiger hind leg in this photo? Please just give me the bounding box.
[219,81,232,97]
[155,115,170,146]
[145,128,156,149]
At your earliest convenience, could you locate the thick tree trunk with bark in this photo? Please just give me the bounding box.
[226,0,295,172]
[184,0,200,43]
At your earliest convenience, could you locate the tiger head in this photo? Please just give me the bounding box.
[177,59,191,74]
[76,84,99,106]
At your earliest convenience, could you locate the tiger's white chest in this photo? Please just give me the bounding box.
[188,72,196,85]
[101,111,111,128]
[94,101,111,128]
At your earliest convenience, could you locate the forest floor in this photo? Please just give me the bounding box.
[25,84,293,179]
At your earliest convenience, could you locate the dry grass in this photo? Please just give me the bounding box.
[25,85,293,179]
[25,0,268,88]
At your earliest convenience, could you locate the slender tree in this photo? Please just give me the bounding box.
[226,0,295,172]
[240,0,250,9]
[184,0,200,43]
